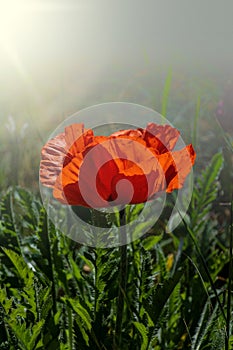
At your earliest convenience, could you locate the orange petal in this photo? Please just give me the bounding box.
[65,124,94,156]
[53,159,88,206]
[59,142,119,207]
[53,173,68,204]
[158,144,196,192]
[110,128,143,138]
[143,123,180,154]
[40,133,67,187]
[40,124,94,189]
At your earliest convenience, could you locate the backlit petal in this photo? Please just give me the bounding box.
[40,133,67,187]
[143,123,180,154]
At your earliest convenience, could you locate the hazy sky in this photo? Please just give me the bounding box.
[0,0,233,121]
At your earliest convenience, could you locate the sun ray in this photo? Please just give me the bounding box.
[0,1,89,104]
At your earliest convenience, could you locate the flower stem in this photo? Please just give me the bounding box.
[68,306,73,349]
[114,209,128,349]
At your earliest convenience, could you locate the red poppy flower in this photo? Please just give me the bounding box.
[40,123,196,208]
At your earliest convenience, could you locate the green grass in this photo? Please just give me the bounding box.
[0,148,231,349]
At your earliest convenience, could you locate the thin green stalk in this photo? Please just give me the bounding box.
[215,118,233,153]
[9,133,19,186]
[46,213,57,316]
[114,210,128,349]
[94,248,98,322]
[68,307,73,350]
[225,196,233,350]
[9,191,23,255]
[161,67,172,123]
[182,217,227,323]
[192,95,201,148]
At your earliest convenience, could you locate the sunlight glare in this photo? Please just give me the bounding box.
[0,1,38,45]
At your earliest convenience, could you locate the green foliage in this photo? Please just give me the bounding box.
[133,322,149,350]
[0,249,46,350]
[191,152,224,233]
[0,140,231,350]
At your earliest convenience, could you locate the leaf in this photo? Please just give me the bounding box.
[63,297,92,346]
[69,255,83,281]
[1,248,37,319]
[191,301,211,350]
[191,152,224,231]
[133,321,149,350]
[38,285,53,321]
[28,320,45,350]
[8,318,44,350]
[67,298,92,331]
[144,263,185,325]
[142,234,163,250]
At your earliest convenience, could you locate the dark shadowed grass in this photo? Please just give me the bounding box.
[226,197,233,350]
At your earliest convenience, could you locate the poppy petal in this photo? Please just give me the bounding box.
[111,128,143,138]
[65,124,94,156]
[58,142,119,207]
[143,123,180,154]
[40,122,196,207]
[158,144,196,192]
[40,133,67,187]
